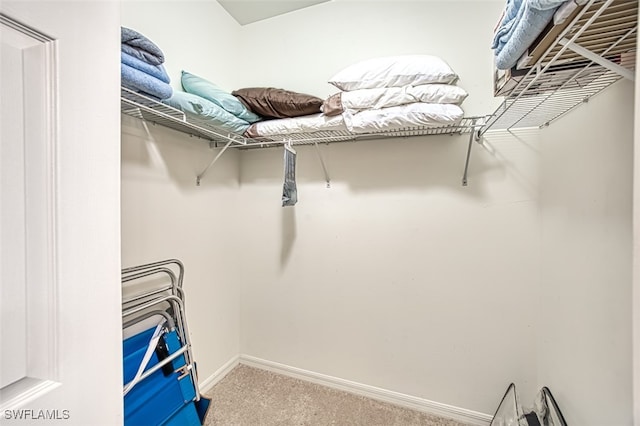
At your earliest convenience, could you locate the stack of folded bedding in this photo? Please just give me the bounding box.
[121,27,172,100]
[323,55,467,134]
[162,71,263,135]
[243,55,467,138]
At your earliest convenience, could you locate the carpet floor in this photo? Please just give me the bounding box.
[202,364,471,426]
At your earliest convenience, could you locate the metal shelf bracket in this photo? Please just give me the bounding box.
[196,139,234,186]
[559,37,635,82]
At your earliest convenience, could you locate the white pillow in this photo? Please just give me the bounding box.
[328,55,458,91]
[407,84,468,105]
[321,84,468,116]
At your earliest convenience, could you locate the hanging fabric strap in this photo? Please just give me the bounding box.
[282,141,298,207]
[123,322,165,397]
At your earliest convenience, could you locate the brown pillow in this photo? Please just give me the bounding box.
[232,87,323,119]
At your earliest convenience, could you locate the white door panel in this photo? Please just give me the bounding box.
[0,2,121,425]
[0,15,59,409]
[1,31,28,390]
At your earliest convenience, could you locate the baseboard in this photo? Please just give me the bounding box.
[239,354,492,426]
[198,354,240,394]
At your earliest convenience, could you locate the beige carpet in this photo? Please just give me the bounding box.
[203,364,471,426]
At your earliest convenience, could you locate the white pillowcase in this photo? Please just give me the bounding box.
[343,102,463,134]
[554,0,587,25]
[405,84,468,105]
[328,55,458,91]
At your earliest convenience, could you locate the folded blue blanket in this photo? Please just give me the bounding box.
[492,0,524,53]
[121,63,173,100]
[163,91,250,135]
[492,0,567,70]
[121,51,170,84]
[121,27,165,66]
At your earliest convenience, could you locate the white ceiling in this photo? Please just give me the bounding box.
[217,0,331,25]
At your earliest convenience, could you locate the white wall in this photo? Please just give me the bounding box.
[635,8,640,422]
[238,133,541,414]
[121,0,244,91]
[634,9,640,423]
[234,0,502,117]
[120,0,244,385]
[236,0,540,415]
[537,81,634,425]
[121,117,242,381]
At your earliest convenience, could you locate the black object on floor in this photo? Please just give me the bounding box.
[490,383,567,426]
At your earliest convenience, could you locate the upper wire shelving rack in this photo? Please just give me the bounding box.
[480,0,637,136]
[121,87,481,148]
[120,87,485,185]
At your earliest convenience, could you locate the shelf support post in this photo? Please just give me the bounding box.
[196,139,234,186]
[313,141,331,188]
[462,118,480,187]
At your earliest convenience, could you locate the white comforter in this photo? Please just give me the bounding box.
[245,102,464,138]
[344,103,463,133]
[244,113,346,138]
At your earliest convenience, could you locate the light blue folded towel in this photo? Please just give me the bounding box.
[492,0,566,54]
[492,0,525,53]
[121,27,165,66]
[121,51,170,84]
[492,0,567,69]
[121,63,173,100]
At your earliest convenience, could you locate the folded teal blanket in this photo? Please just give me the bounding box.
[163,91,250,134]
[121,51,170,84]
[121,27,165,66]
[121,63,173,100]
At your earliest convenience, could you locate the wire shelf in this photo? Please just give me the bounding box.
[239,117,482,149]
[482,0,637,133]
[121,88,247,147]
[120,87,482,148]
